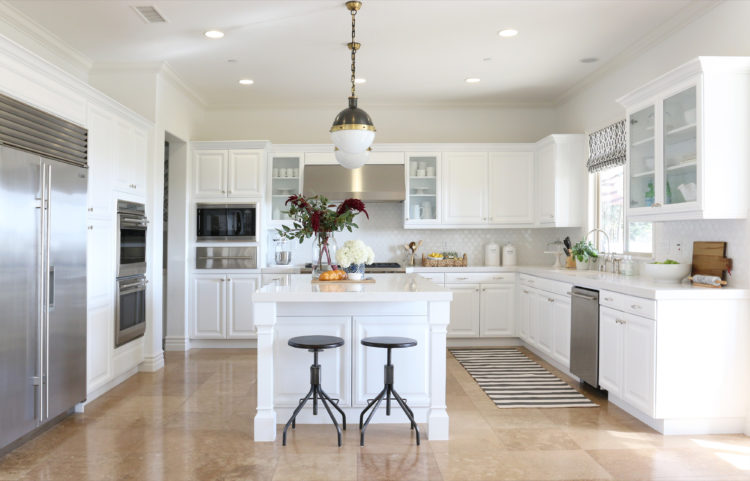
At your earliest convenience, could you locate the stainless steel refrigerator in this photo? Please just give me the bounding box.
[0,143,87,451]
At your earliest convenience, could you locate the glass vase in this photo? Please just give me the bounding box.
[311,232,337,279]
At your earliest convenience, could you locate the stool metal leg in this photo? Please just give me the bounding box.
[359,386,386,430]
[391,388,420,445]
[319,387,346,429]
[282,386,314,446]
[318,387,342,447]
[360,389,386,446]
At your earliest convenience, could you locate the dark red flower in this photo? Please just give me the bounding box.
[310,211,322,232]
[336,198,369,219]
[284,194,298,206]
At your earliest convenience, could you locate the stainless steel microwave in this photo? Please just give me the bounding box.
[196,203,257,241]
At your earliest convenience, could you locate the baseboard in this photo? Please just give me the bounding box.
[520,341,579,382]
[79,366,139,409]
[139,351,165,372]
[447,337,522,348]
[189,339,257,349]
[164,336,190,351]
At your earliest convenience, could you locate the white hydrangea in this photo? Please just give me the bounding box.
[336,240,375,267]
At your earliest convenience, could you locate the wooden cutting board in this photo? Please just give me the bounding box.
[311,277,376,284]
[691,241,731,279]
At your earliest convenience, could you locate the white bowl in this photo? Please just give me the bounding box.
[642,263,691,283]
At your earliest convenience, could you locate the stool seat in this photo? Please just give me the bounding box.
[288,335,345,350]
[361,336,417,349]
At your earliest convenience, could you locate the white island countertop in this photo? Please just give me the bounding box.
[253,273,452,303]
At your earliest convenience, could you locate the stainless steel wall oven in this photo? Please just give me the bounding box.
[117,200,148,277]
[196,203,257,241]
[115,275,147,347]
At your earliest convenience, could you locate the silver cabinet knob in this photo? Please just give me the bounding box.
[87,225,93,230]
[631,304,642,310]
[88,207,93,212]
[604,297,614,302]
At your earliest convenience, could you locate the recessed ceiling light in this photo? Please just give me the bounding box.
[465,77,481,84]
[580,57,599,64]
[354,78,366,84]
[238,79,254,85]
[204,30,224,39]
[498,28,518,38]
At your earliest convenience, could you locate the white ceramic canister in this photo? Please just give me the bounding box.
[501,243,517,266]
[484,242,500,266]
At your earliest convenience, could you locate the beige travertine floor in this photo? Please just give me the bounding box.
[1,348,750,481]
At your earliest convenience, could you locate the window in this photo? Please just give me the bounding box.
[596,166,652,254]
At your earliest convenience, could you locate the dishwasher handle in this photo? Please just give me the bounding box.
[570,292,598,301]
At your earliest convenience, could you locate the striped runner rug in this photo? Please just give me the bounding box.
[449,348,597,408]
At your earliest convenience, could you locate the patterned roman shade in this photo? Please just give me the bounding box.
[586,120,626,173]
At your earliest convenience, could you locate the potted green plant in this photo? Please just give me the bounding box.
[571,240,599,270]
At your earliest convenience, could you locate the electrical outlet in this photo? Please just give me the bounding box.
[669,241,683,259]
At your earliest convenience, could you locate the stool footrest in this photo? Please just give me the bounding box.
[366,396,407,404]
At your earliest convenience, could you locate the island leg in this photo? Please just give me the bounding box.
[428,300,450,440]
[254,301,277,441]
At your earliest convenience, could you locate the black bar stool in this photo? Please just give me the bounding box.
[282,335,347,447]
[359,336,420,446]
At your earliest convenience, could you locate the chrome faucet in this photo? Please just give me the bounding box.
[586,229,611,272]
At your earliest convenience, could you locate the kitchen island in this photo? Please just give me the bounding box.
[251,273,453,442]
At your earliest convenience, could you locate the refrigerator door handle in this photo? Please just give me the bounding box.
[37,163,46,424]
[43,163,51,421]
[48,266,55,309]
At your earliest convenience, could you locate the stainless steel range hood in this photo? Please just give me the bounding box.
[303,164,405,202]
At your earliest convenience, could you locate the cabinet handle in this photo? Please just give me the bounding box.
[547,298,554,303]
[493,276,504,280]
[475,288,480,292]
[220,279,225,282]
[482,288,486,292]
[631,304,642,310]
[565,291,572,295]
[227,278,232,282]
[88,207,93,212]
[522,290,529,294]
[405,217,409,221]
[616,319,627,325]
[456,277,468,280]
[228,190,232,194]
[604,297,614,302]
[483,217,487,221]
[87,225,93,230]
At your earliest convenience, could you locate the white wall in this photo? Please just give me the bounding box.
[197,105,556,144]
[555,1,750,288]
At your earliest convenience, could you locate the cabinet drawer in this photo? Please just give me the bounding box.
[446,272,513,284]
[519,274,571,297]
[600,290,655,319]
[418,273,445,284]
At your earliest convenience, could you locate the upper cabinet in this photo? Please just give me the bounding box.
[534,134,586,227]
[269,153,303,224]
[488,151,534,225]
[115,119,148,198]
[193,148,265,199]
[405,153,441,225]
[619,57,750,221]
[442,152,488,224]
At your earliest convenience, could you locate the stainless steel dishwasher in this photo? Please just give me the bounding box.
[569,286,600,387]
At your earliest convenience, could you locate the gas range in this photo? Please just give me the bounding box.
[300,262,405,274]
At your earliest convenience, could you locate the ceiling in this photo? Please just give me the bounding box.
[5,0,702,108]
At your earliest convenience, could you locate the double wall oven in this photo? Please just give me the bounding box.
[116,200,148,347]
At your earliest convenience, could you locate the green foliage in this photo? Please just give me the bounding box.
[274,195,367,242]
[571,240,599,263]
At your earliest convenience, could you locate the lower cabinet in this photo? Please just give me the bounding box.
[599,306,655,416]
[190,273,260,340]
[446,283,480,337]
[446,281,515,338]
[519,285,572,368]
[550,293,571,367]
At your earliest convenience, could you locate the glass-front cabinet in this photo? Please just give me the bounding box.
[404,153,440,226]
[269,153,302,224]
[625,81,700,219]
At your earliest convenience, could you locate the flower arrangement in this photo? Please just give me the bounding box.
[277,195,369,277]
[336,240,375,268]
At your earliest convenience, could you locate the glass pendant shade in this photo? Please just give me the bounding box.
[334,149,369,169]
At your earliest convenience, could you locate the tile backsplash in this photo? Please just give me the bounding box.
[653,219,748,288]
[268,203,582,268]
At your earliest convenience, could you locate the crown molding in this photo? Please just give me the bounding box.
[0,1,92,80]
[158,63,207,108]
[203,100,555,112]
[553,1,720,107]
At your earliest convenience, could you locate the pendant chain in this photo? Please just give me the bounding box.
[350,8,357,98]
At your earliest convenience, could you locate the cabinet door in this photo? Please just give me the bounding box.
[405,153,440,225]
[191,275,225,339]
[130,127,148,197]
[661,85,698,211]
[228,150,263,197]
[517,288,531,341]
[598,308,622,396]
[442,152,487,224]
[193,150,227,197]
[86,220,115,307]
[535,292,555,355]
[114,121,147,196]
[446,283,480,337]
[270,154,303,223]
[626,105,657,213]
[86,105,114,216]
[622,313,655,415]
[479,284,515,337]
[488,151,534,224]
[227,275,260,339]
[87,302,113,394]
[536,142,556,223]
[551,293,571,367]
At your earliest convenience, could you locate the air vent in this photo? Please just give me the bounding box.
[133,5,167,23]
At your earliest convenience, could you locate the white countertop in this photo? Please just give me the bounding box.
[252,273,452,303]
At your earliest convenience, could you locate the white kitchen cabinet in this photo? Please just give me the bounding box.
[269,153,303,224]
[599,306,655,416]
[191,273,261,340]
[479,284,515,337]
[193,149,264,199]
[115,120,148,197]
[442,152,488,224]
[534,291,554,356]
[550,292,571,367]
[446,283,480,337]
[534,135,585,227]
[227,275,260,338]
[86,302,113,393]
[228,150,263,197]
[488,151,534,224]
[86,220,115,307]
[86,104,114,217]
[517,287,532,341]
[191,274,226,339]
[619,57,750,221]
[405,153,441,226]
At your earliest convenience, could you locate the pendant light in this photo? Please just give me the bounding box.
[330,1,375,169]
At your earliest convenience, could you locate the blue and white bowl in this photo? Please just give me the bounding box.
[345,263,366,280]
